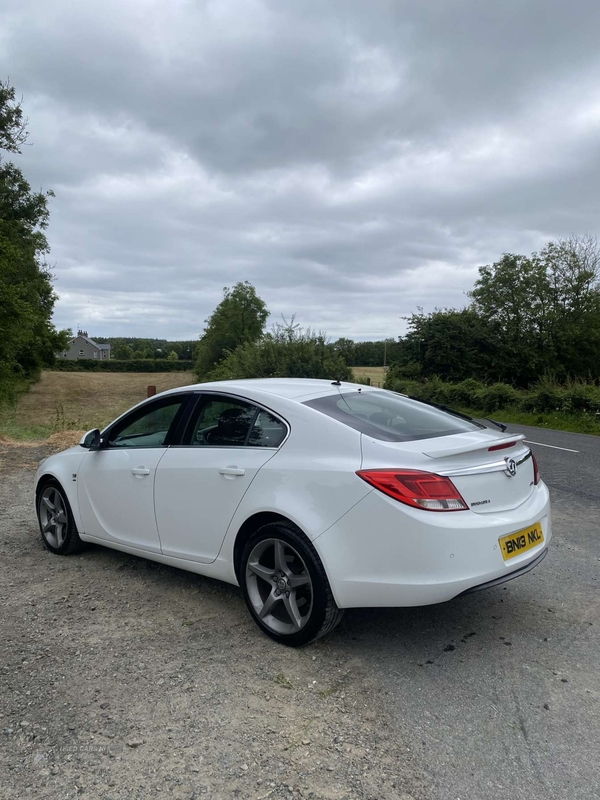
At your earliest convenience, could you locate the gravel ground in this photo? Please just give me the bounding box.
[0,443,428,800]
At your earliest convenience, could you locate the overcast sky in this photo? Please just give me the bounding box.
[2,0,600,341]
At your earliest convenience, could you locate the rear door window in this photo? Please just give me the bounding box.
[185,396,288,448]
[248,410,287,447]
[303,391,483,442]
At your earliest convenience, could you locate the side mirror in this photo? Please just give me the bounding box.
[79,429,101,449]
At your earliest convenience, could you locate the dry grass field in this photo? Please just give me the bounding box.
[352,365,387,386]
[0,367,387,443]
[1,371,195,440]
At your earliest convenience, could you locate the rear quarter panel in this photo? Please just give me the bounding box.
[217,401,371,561]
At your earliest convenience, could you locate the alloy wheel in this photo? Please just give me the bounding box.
[245,538,313,635]
[39,486,69,549]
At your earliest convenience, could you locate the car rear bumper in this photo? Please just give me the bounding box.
[313,481,551,608]
[456,546,548,596]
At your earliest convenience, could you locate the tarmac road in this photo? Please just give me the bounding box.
[337,423,600,800]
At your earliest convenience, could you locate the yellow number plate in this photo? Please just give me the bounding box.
[499,523,544,561]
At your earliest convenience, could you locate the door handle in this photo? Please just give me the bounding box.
[131,467,150,476]
[219,467,245,477]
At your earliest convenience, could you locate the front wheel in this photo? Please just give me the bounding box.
[240,522,343,646]
[37,480,83,555]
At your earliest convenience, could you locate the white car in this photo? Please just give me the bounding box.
[35,378,551,646]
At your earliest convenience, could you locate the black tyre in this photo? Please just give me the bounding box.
[36,479,83,555]
[240,521,343,646]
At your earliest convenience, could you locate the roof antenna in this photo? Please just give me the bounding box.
[331,378,342,386]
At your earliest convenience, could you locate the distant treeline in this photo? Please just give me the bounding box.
[53,359,194,372]
[88,336,398,367]
[330,338,400,366]
[91,338,196,361]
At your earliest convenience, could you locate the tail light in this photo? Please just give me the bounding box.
[356,469,468,511]
[532,452,540,485]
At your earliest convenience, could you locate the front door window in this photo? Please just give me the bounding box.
[108,399,184,448]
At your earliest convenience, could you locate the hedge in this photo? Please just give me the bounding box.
[51,359,195,372]
[383,374,600,417]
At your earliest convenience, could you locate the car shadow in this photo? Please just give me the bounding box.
[80,539,552,669]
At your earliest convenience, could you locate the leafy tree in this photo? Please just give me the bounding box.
[332,337,356,365]
[540,235,600,377]
[113,343,134,360]
[470,238,600,384]
[396,307,499,383]
[0,82,68,404]
[468,253,551,384]
[167,350,179,361]
[0,79,28,153]
[209,317,352,382]
[195,281,269,379]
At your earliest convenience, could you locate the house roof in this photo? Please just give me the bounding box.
[71,334,110,350]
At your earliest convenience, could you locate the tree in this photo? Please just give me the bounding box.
[0,79,28,153]
[540,235,600,377]
[209,317,352,382]
[195,281,269,379]
[396,307,499,383]
[167,350,179,361]
[332,337,356,365]
[0,82,68,405]
[469,238,600,384]
[113,343,134,360]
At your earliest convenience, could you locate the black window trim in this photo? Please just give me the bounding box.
[101,392,196,450]
[174,390,291,450]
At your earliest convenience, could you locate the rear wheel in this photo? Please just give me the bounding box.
[240,522,343,646]
[37,480,83,555]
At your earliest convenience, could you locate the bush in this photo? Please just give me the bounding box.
[205,321,352,382]
[561,383,600,415]
[52,359,194,372]
[522,379,563,413]
[442,378,485,408]
[384,373,600,421]
[478,383,520,412]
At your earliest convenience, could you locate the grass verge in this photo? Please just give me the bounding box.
[459,406,600,436]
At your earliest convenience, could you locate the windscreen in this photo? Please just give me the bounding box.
[303,390,484,442]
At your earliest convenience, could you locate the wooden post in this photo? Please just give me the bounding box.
[147,385,156,398]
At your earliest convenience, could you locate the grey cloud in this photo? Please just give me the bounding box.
[1,0,600,340]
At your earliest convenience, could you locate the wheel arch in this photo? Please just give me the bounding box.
[35,469,83,533]
[36,471,61,499]
[233,512,304,583]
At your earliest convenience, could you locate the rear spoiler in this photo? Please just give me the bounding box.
[422,433,526,459]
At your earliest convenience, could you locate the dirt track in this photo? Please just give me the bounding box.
[0,442,425,800]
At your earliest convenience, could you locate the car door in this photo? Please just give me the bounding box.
[154,393,288,563]
[77,394,190,553]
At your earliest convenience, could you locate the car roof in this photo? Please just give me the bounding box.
[161,377,378,402]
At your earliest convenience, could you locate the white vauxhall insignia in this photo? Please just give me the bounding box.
[35,379,551,646]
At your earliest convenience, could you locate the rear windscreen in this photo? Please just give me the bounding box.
[303,391,484,442]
